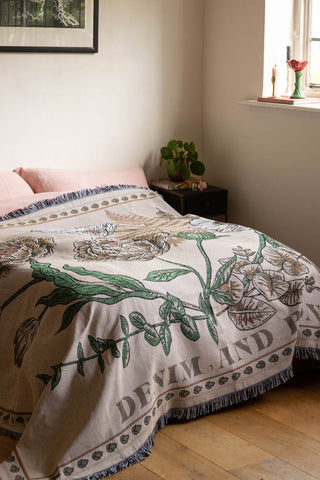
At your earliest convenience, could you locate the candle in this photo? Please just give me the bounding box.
[272,65,277,78]
[271,65,277,97]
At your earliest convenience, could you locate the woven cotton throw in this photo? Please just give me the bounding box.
[0,186,319,480]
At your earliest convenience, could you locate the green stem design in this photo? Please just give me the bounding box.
[0,278,41,312]
[157,256,206,291]
[54,314,210,371]
[252,233,266,264]
[38,306,48,321]
[196,239,212,298]
[90,293,202,313]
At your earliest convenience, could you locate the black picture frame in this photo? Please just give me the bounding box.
[0,0,99,53]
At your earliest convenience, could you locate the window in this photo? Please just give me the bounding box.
[293,0,320,91]
[263,0,320,98]
[306,0,320,86]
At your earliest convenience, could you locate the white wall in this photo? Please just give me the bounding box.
[203,0,320,266]
[1,0,319,265]
[0,0,204,180]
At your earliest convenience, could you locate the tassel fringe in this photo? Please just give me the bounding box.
[80,366,294,480]
[0,185,150,222]
[294,346,320,361]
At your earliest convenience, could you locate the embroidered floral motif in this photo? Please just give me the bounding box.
[74,233,170,262]
[0,237,55,278]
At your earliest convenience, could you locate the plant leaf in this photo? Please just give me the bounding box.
[228,297,276,330]
[212,255,237,289]
[77,342,85,376]
[68,283,124,297]
[31,261,77,288]
[210,289,235,305]
[159,300,172,326]
[91,290,158,306]
[279,279,304,306]
[166,158,177,176]
[129,311,146,329]
[63,265,146,292]
[36,287,82,307]
[96,337,114,351]
[145,268,190,282]
[111,343,121,358]
[56,300,89,334]
[36,373,52,385]
[159,324,172,355]
[120,315,129,336]
[252,271,289,301]
[190,160,205,176]
[98,355,105,373]
[180,314,200,341]
[161,146,174,159]
[51,366,61,390]
[88,335,101,354]
[177,232,216,241]
[167,293,185,319]
[168,140,180,150]
[144,324,161,346]
[122,340,130,368]
[263,234,282,248]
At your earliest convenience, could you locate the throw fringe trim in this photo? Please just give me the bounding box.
[294,346,320,360]
[0,185,150,222]
[79,365,293,480]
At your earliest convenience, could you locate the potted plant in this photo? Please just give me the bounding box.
[160,140,205,182]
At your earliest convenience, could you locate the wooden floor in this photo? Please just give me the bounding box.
[1,367,319,480]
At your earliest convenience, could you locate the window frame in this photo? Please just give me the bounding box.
[293,0,320,93]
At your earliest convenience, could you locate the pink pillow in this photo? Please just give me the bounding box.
[14,167,148,193]
[0,192,65,217]
[0,171,33,200]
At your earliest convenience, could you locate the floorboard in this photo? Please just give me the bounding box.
[141,431,239,480]
[230,457,319,480]
[161,417,272,471]
[210,405,320,478]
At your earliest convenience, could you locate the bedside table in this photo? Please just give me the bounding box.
[151,185,228,221]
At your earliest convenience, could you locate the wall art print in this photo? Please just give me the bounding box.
[0,0,98,52]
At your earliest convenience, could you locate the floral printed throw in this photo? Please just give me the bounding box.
[0,186,319,480]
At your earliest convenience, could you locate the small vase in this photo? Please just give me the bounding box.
[291,70,305,99]
[287,59,308,99]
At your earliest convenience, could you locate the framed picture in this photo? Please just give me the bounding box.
[0,0,99,53]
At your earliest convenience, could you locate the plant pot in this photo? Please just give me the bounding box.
[168,172,185,182]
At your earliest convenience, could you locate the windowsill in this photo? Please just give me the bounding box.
[239,99,320,113]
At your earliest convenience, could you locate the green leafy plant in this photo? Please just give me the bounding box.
[160,140,205,181]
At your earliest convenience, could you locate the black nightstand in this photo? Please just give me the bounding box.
[151,185,228,221]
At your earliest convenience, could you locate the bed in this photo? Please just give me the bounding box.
[0,167,319,480]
